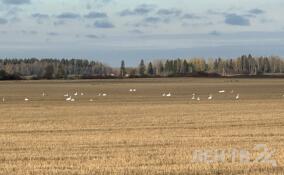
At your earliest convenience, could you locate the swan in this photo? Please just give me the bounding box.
[192,93,196,100]
[208,94,213,100]
[219,90,225,93]
[66,96,72,101]
[236,94,240,100]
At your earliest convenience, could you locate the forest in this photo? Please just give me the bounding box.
[0,54,283,80]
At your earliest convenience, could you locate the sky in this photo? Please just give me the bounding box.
[0,0,284,66]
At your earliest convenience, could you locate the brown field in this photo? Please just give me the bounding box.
[0,78,283,175]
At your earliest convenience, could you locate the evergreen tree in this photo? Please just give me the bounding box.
[164,60,170,74]
[56,64,66,79]
[44,65,54,79]
[0,70,8,80]
[181,60,188,74]
[156,61,164,75]
[147,62,154,76]
[120,60,126,77]
[138,59,146,76]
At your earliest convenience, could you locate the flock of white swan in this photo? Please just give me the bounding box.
[64,91,108,102]
[1,88,284,103]
[161,89,240,101]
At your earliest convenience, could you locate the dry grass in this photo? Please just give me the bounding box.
[0,78,283,175]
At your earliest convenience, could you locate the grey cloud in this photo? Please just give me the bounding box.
[129,29,143,34]
[119,4,155,16]
[119,9,134,16]
[134,16,168,27]
[209,31,221,36]
[21,30,38,35]
[54,20,65,26]
[47,32,59,36]
[144,17,161,23]
[134,4,155,15]
[207,9,222,15]
[85,34,99,39]
[32,13,49,24]
[133,22,151,28]
[249,8,265,15]
[0,18,8,24]
[57,12,80,19]
[1,0,30,5]
[224,14,250,26]
[94,20,114,28]
[32,13,49,19]
[84,11,107,18]
[157,8,181,17]
[182,13,201,19]
[5,7,23,16]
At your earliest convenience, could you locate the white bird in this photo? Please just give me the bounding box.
[166,92,171,97]
[98,93,101,96]
[236,94,240,100]
[102,93,107,97]
[162,93,166,97]
[208,94,213,100]
[71,98,75,102]
[64,93,69,97]
[42,92,46,97]
[89,99,94,102]
[192,93,196,100]
[129,89,136,92]
[2,97,5,103]
[197,97,200,101]
[219,90,226,93]
[74,92,78,96]
[24,98,29,102]
[66,96,72,101]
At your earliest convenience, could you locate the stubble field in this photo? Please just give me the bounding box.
[0,78,283,175]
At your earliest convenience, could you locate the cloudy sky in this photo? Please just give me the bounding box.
[0,0,284,66]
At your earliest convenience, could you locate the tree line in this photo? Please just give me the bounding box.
[0,58,112,80]
[0,55,283,80]
[121,54,284,77]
